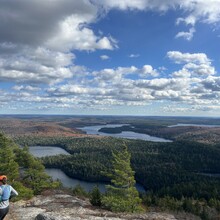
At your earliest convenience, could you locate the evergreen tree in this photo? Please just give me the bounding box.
[18,145,60,194]
[0,133,59,197]
[0,133,19,180]
[102,143,143,212]
[90,185,102,206]
[72,184,88,197]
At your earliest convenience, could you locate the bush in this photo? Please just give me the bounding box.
[72,184,88,197]
[90,185,102,206]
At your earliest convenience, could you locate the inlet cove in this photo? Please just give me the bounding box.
[29,145,146,193]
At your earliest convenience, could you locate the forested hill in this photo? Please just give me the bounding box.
[16,135,220,199]
[14,135,220,218]
[1,132,220,219]
[0,133,59,200]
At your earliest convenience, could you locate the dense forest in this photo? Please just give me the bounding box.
[0,133,59,200]
[8,133,220,218]
[15,136,220,195]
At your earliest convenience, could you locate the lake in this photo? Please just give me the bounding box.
[78,124,172,142]
[45,168,107,192]
[168,123,220,128]
[45,168,145,193]
[29,146,146,193]
[29,146,70,157]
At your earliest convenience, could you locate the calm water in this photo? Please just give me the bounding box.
[45,168,106,192]
[29,146,70,157]
[168,123,220,128]
[46,168,145,193]
[29,146,146,193]
[79,124,172,142]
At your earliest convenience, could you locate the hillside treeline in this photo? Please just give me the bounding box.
[0,133,59,200]
[15,136,220,200]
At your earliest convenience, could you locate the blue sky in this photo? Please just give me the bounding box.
[0,0,220,116]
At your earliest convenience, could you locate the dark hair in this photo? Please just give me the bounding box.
[1,178,7,185]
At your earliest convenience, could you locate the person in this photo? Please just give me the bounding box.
[0,175,18,220]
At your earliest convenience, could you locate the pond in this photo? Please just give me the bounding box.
[29,146,70,157]
[46,168,145,193]
[29,146,146,193]
[78,124,172,142]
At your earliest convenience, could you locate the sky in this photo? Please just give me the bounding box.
[0,0,220,116]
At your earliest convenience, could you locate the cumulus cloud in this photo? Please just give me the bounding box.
[2,58,220,114]
[91,65,159,87]
[0,0,117,51]
[93,0,220,41]
[93,0,179,11]
[175,27,196,41]
[129,54,140,58]
[167,51,211,64]
[94,0,220,25]
[0,0,117,85]
[13,85,40,92]
[139,65,159,77]
[202,76,220,91]
[1,0,220,114]
[0,47,74,84]
[167,51,216,78]
[100,55,110,60]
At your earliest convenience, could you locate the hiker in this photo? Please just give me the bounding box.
[0,175,18,220]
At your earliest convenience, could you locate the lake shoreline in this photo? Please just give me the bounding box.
[29,146,146,193]
[78,124,173,142]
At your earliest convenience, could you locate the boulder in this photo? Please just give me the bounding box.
[35,213,58,220]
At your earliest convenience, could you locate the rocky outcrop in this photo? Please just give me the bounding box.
[7,190,200,220]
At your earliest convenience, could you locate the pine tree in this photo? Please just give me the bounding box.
[0,133,60,198]
[18,145,60,194]
[90,185,102,206]
[102,143,143,212]
[0,133,19,180]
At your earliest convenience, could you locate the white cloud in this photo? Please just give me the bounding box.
[176,16,197,26]
[184,63,215,75]
[100,55,110,60]
[0,0,117,85]
[94,0,220,40]
[172,68,191,78]
[0,48,74,84]
[129,54,140,58]
[13,85,40,92]
[93,0,181,11]
[202,76,220,91]
[167,51,211,64]
[1,0,220,114]
[139,65,159,77]
[46,16,116,51]
[175,27,196,41]
[168,51,216,77]
[2,57,220,114]
[94,0,220,26]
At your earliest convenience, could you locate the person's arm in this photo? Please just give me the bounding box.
[10,186,18,197]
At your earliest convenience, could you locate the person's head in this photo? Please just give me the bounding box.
[0,175,7,185]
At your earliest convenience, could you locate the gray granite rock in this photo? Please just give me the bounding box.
[35,213,58,220]
[7,190,200,220]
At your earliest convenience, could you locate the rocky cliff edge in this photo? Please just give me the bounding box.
[6,190,200,220]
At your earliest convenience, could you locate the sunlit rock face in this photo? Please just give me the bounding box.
[7,190,199,220]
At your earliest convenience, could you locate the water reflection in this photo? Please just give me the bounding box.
[30,145,146,193]
[79,124,172,142]
[46,168,146,193]
[29,146,70,157]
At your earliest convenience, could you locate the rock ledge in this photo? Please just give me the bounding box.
[7,190,199,220]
